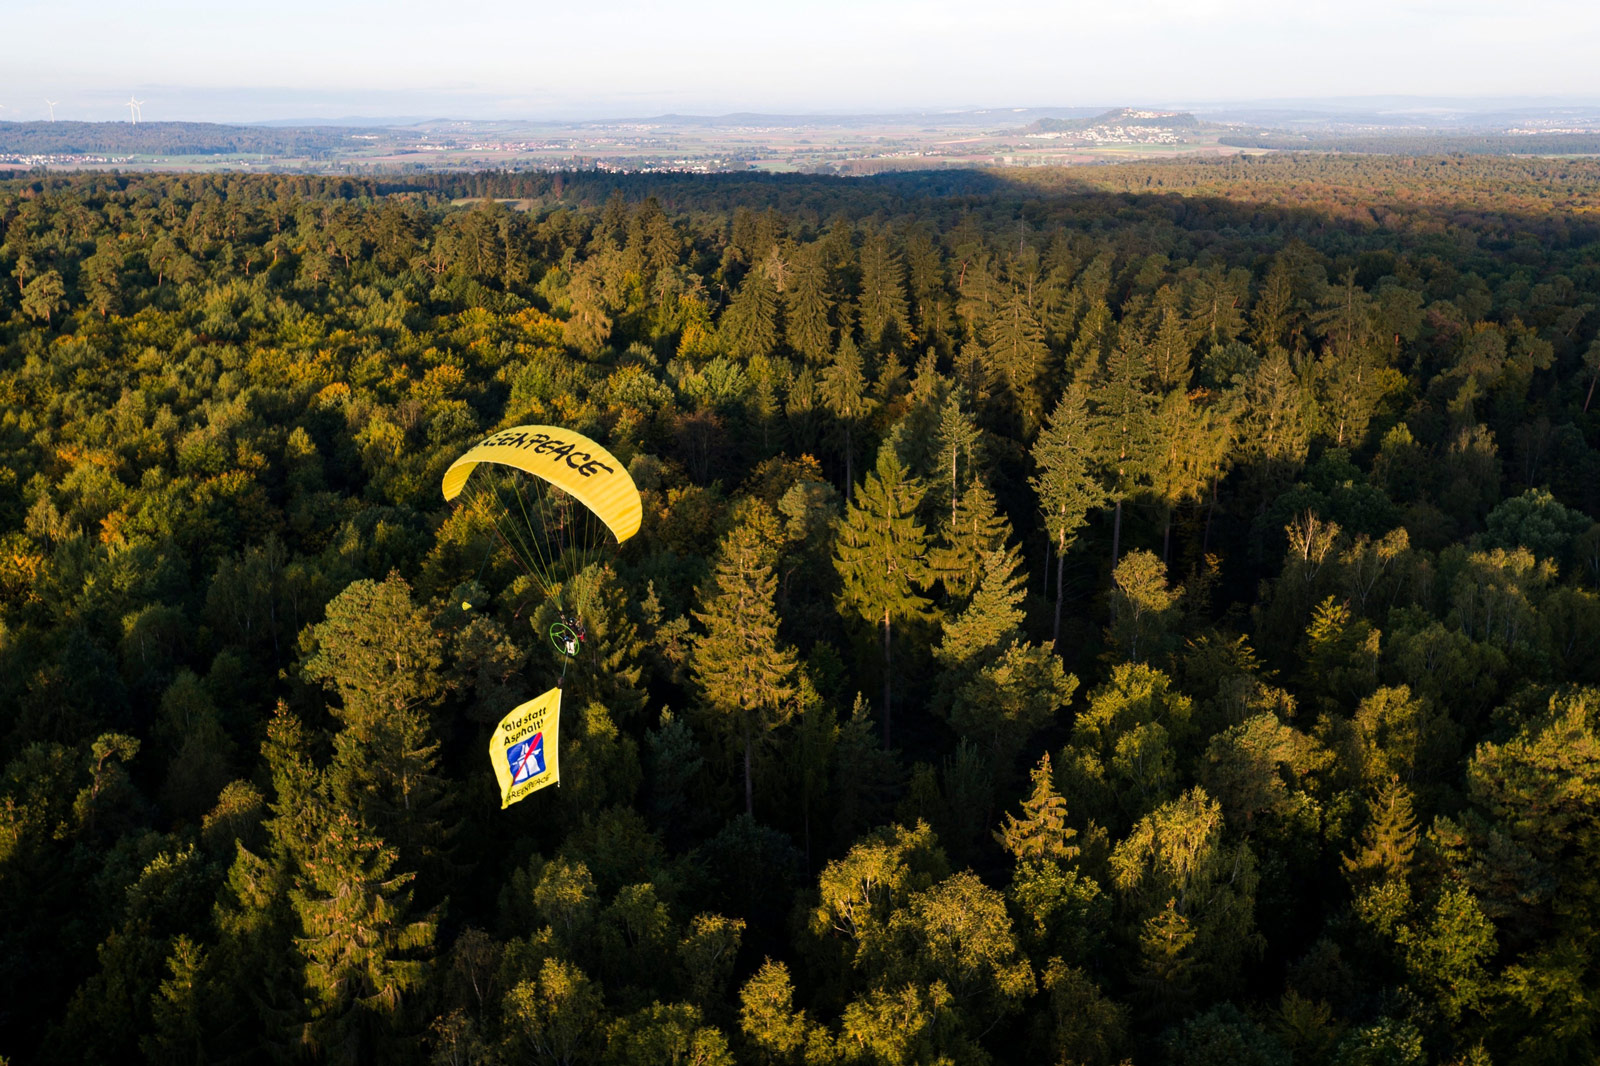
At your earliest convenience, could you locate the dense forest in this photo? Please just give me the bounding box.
[2,155,1600,1065]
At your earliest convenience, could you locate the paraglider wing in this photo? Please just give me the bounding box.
[442,425,642,543]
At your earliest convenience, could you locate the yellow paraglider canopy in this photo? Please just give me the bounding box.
[442,425,642,543]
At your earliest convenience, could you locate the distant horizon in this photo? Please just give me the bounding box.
[3,93,1600,129]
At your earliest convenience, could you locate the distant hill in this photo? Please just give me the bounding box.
[1026,108,1201,134]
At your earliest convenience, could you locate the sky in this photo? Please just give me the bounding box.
[3,0,1598,123]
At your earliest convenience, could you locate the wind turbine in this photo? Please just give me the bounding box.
[127,97,143,124]
[44,99,57,122]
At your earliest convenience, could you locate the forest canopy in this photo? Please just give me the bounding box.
[2,154,1600,1065]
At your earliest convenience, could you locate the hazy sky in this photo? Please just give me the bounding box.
[4,0,1597,122]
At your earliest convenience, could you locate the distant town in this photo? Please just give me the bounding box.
[4,104,1600,174]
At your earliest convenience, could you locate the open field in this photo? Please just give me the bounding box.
[0,109,1297,174]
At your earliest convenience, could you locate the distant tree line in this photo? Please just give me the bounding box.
[0,121,393,157]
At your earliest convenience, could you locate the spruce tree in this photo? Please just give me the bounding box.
[1092,345,1158,569]
[785,244,834,364]
[856,228,909,350]
[723,268,779,361]
[932,394,985,526]
[1343,776,1419,891]
[928,479,1013,603]
[833,445,935,747]
[1031,385,1107,648]
[996,753,1080,865]
[819,335,872,498]
[303,575,448,876]
[1064,298,1114,384]
[291,810,438,1063]
[210,707,324,1059]
[691,511,800,816]
[1147,296,1193,390]
[889,352,952,484]
[939,552,1078,771]
[299,574,444,739]
[1148,388,1217,563]
[936,549,1026,673]
[984,283,1052,435]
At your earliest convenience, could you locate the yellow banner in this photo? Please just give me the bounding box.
[489,686,562,809]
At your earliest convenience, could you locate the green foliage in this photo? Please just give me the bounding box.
[5,163,1600,1064]
[299,572,445,735]
[692,506,800,814]
[1112,788,1263,1001]
[833,445,934,745]
[834,446,934,635]
[1061,662,1194,829]
[1106,549,1180,664]
[1485,488,1591,564]
[290,810,439,1062]
[500,958,606,1065]
[995,753,1078,866]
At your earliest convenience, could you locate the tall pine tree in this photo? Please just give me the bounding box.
[691,508,800,816]
[1092,346,1157,569]
[928,479,1013,604]
[834,445,934,747]
[1032,385,1107,648]
[819,334,873,499]
[291,811,438,1063]
[785,243,834,364]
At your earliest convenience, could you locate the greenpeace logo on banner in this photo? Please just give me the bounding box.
[506,732,546,785]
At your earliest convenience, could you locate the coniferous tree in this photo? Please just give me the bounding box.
[1064,298,1114,384]
[931,394,985,526]
[996,753,1079,865]
[984,282,1052,435]
[857,228,909,351]
[291,810,438,1064]
[819,334,873,499]
[299,574,445,737]
[785,243,834,364]
[723,268,780,361]
[904,227,949,347]
[20,270,65,324]
[81,245,122,318]
[691,509,800,816]
[935,549,1026,674]
[1188,263,1250,347]
[209,708,321,1059]
[927,479,1012,604]
[834,446,935,747]
[943,556,1078,772]
[1092,345,1158,569]
[301,575,449,873]
[1343,776,1420,892]
[1032,384,1107,648]
[1147,387,1217,563]
[1147,295,1193,390]
[887,353,951,484]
